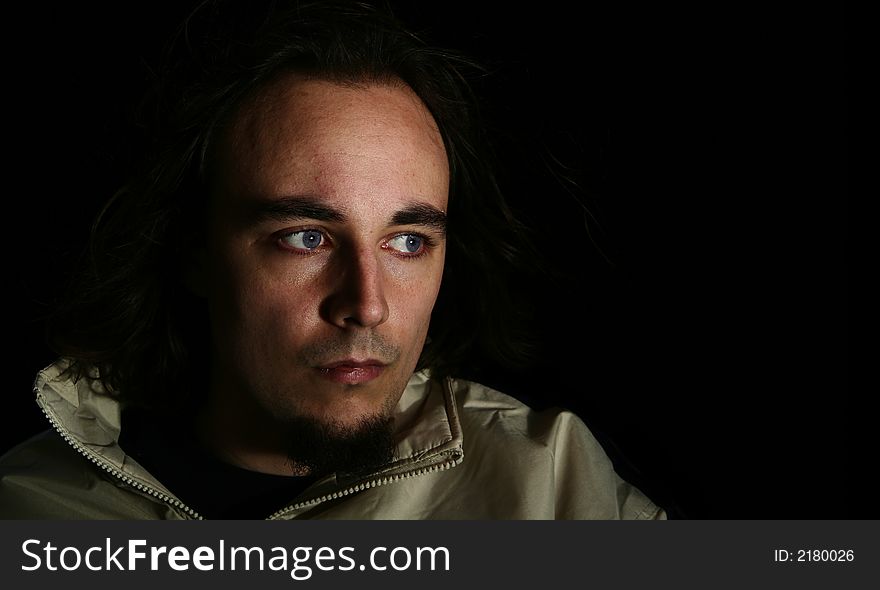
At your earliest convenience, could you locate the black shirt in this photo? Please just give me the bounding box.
[118,407,316,519]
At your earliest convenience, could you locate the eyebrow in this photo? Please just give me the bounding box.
[245,196,346,225]
[391,203,447,236]
[244,195,447,235]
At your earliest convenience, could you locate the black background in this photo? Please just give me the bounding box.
[6,1,848,518]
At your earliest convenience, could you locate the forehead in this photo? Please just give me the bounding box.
[211,75,449,212]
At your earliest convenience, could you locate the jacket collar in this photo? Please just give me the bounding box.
[34,359,464,514]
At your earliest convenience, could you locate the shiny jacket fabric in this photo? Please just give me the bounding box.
[0,360,666,520]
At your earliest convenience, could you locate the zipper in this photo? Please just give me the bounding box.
[267,449,463,520]
[36,391,205,520]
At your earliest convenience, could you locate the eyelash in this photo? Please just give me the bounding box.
[275,229,435,259]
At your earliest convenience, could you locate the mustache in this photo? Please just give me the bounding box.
[296,332,401,366]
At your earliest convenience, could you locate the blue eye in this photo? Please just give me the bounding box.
[281,230,324,251]
[386,234,424,255]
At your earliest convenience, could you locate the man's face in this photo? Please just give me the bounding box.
[201,76,449,436]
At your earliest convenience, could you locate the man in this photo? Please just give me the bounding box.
[0,1,665,519]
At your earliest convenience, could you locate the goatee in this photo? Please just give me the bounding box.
[283,413,396,477]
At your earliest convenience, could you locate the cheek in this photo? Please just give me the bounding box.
[209,248,322,334]
[390,259,444,330]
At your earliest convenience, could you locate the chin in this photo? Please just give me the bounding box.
[266,383,393,430]
[279,406,397,477]
[300,400,393,432]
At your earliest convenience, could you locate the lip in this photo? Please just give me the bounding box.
[315,359,387,384]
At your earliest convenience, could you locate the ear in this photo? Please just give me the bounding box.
[180,241,209,299]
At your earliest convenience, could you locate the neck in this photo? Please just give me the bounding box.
[196,392,311,477]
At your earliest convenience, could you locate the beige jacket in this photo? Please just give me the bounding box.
[0,360,666,520]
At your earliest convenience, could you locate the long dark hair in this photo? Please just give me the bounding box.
[47,0,537,410]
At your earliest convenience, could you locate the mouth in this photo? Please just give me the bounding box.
[315,359,388,385]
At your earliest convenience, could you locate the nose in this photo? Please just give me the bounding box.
[320,247,389,329]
